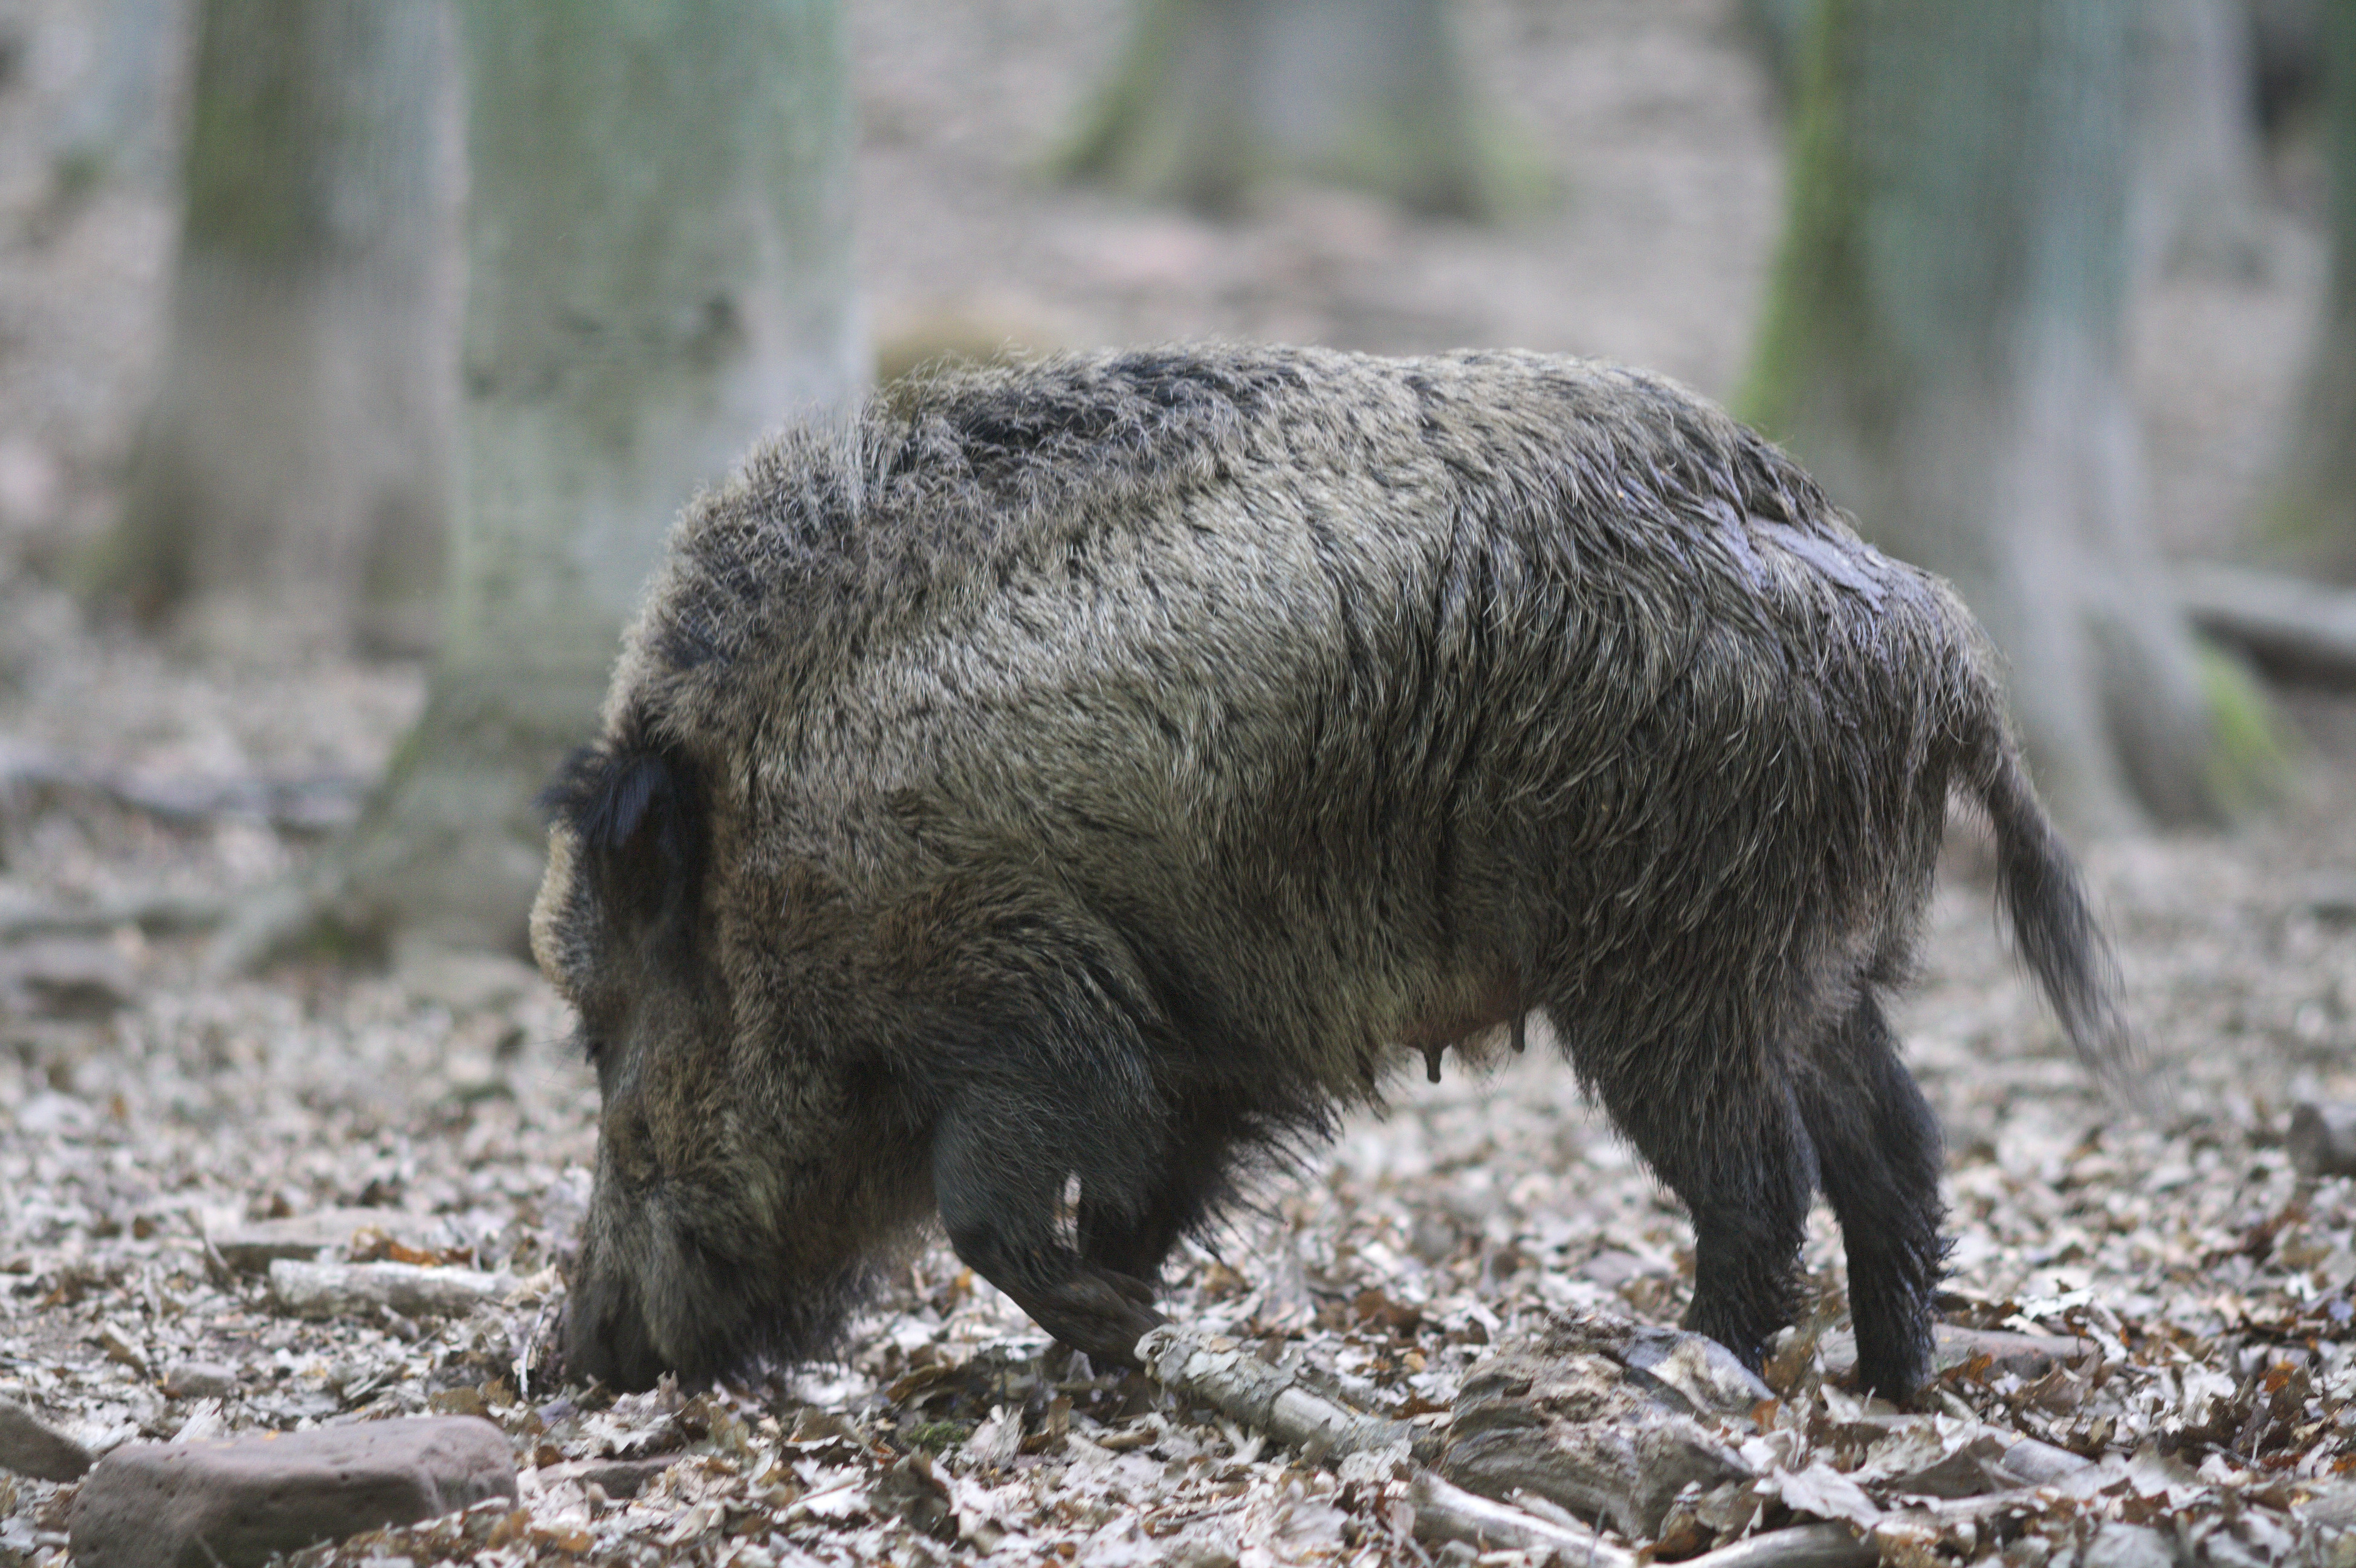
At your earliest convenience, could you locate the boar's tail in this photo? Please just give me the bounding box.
[1972,740,2149,1112]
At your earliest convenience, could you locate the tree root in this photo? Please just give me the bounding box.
[1133,1321,1883,1568]
[2180,563,2356,688]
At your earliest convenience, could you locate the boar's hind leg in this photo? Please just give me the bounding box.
[1796,991,1946,1402]
[933,1084,1168,1369]
[1578,1040,1816,1376]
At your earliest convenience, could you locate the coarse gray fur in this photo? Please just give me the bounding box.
[531,344,2135,1402]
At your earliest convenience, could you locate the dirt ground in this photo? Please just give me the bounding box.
[0,1,2354,1564]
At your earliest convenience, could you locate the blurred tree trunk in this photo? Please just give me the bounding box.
[80,0,462,656]
[1743,0,2268,834]
[216,0,862,966]
[2129,0,2270,278]
[2248,0,2325,140]
[1736,0,1814,103]
[1745,0,2271,281]
[47,0,190,198]
[1061,0,1541,219]
[2264,0,2356,582]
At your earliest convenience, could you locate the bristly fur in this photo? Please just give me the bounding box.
[532,345,2137,1402]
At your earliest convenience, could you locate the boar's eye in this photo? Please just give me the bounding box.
[539,732,708,953]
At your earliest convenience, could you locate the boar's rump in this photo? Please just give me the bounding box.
[531,345,2135,1403]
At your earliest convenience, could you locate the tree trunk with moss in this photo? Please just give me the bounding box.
[84,0,461,656]
[218,0,862,967]
[1746,0,2270,281]
[2265,0,2356,582]
[1743,0,2262,834]
[1061,0,1540,219]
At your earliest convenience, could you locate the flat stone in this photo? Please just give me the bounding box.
[161,1360,242,1401]
[206,1208,450,1274]
[0,1396,91,1480]
[268,1258,513,1321]
[68,1416,517,1568]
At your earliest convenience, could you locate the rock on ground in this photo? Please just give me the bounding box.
[0,1397,89,1481]
[68,1415,517,1568]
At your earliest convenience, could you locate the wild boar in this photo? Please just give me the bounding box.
[531,345,2133,1402]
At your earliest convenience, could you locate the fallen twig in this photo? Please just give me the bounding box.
[1407,1469,1637,1567]
[1407,1472,1881,1568]
[1137,1321,1781,1565]
[1130,1315,2096,1568]
[1134,1324,1431,1463]
[1817,1323,2094,1385]
[268,1260,513,1321]
[207,1208,456,1274]
[1681,1521,1878,1568]
[529,1455,681,1500]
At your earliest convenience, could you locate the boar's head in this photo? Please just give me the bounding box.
[530,728,906,1391]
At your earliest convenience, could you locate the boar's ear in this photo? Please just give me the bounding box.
[539,740,708,948]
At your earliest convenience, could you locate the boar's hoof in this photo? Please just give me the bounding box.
[1014,1268,1167,1370]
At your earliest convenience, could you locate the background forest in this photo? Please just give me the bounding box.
[0,1,2354,1565]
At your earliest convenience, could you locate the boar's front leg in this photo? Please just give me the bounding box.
[1076,1095,1245,1284]
[931,1060,1171,1369]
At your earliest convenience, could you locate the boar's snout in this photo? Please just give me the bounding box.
[563,1225,668,1393]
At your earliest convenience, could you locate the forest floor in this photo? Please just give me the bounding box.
[0,1,2354,1564]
